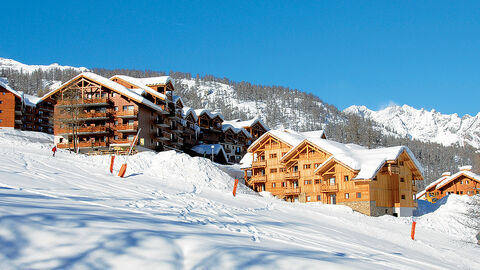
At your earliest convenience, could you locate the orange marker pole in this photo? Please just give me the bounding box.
[411,221,417,240]
[232,179,239,197]
[118,128,141,178]
[109,155,115,173]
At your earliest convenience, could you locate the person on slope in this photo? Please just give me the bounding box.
[52,145,57,157]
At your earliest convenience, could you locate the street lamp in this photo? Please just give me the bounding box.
[211,145,214,162]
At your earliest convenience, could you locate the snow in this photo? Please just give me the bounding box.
[0,129,478,269]
[221,123,252,138]
[0,57,88,73]
[0,77,22,98]
[191,143,228,161]
[194,109,224,121]
[344,104,480,149]
[239,152,253,169]
[223,118,269,131]
[137,76,174,87]
[23,94,42,107]
[181,106,198,121]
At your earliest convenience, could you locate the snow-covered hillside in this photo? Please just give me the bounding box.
[0,129,478,269]
[345,104,480,149]
[0,57,88,74]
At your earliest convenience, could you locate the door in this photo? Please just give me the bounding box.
[330,194,336,204]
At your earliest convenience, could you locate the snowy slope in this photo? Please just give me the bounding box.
[0,57,88,73]
[344,104,480,148]
[0,129,478,269]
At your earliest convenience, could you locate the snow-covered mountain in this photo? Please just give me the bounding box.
[0,129,478,268]
[344,104,480,149]
[0,57,88,73]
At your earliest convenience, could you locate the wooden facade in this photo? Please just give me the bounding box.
[418,167,480,202]
[243,130,424,217]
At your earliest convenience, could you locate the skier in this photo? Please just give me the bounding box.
[52,145,57,157]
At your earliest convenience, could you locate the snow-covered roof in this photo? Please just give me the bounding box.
[223,117,269,131]
[0,77,22,99]
[300,130,326,139]
[173,95,184,106]
[137,76,174,86]
[182,106,198,121]
[249,128,424,181]
[191,144,227,161]
[240,152,253,169]
[24,94,42,107]
[41,72,166,113]
[221,123,252,138]
[194,109,224,121]
[435,170,480,190]
[110,75,168,101]
[418,168,480,198]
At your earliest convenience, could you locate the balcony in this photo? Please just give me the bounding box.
[110,139,135,145]
[57,126,109,135]
[284,171,300,180]
[15,108,22,115]
[57,98,110,107]
[57,141,107,149]
[320,184,338,192]
[77,112,109,121]
[115,124,138,132]
[116,110,138,118]
[249,175,266,183]
[252,160,266,167]
[155,119,170,128]
[156,132,170,141]
[284,188,301,196]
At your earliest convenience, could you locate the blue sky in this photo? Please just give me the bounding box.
[1,0,479,116]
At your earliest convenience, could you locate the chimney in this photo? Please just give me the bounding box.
[441,172,451,177]
[459,165,472,172]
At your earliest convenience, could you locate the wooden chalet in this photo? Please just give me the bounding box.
[194,109,224,144]
[40,72,183,152]
[181,107,199,149]
[241,129,424,217]
[223,118,269,142]
[0,78,53,133]
[417,166,480,202]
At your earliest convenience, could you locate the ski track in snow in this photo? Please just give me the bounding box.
[0,130,478,269]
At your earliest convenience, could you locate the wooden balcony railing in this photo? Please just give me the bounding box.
[284,171,300,179]
[57,126,109,135]
[320,184,338,192]
[249,175,266,183]
[115,124,138,132]
[110,139,135,145]
[284,187,301,195]
[57,141,107,149]
[116,110,138,118]
[57,98,110,107]
[252,160,266,167]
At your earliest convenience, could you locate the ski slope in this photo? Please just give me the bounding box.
[0,130,478,269]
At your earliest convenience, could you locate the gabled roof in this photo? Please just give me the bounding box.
[24,94,42,107]
[221,123,252,138]
[435,170,480,190]
[0,77,22,99]
[223,118,270,131]
[173,95,184,107]
[137,76,174,86]
[248,129,306,152]
[276,133,423,180]
[191,144,227,161]
[194,109,224,121]
[40,72,165,113]
[182,106,198,121]
[110,75,168,101]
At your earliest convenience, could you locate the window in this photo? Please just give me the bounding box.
[0,119,2,123]
[0,101,2,104]
[270,168,277,173]
[356,192,361,198]
[0,110,2,113]
[272,183,276,188]
[314,163,320,168]
[329,177,335,185]
[401,195,406,200]
[269,153,277,159]
[317,195,321,201]
[304,164,311,169]
[282,182,286,187]
[344,176,349,181]
[400,178,405,182]
[465,180,469,184]
[306,196,311,202]
[114,106,119,111]
[112,93,115,97]
[315,179,320,184]
[123,105,134,111]
[282,152,287,156]
[399,161,404,166]
[304,180,312,185]
[345,193,350,199]
[373,177,377,181]
[279,168,285,172]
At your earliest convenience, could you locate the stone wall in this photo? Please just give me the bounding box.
[339,201,394,217]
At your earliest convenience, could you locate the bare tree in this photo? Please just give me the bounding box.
[54,89,86,152]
